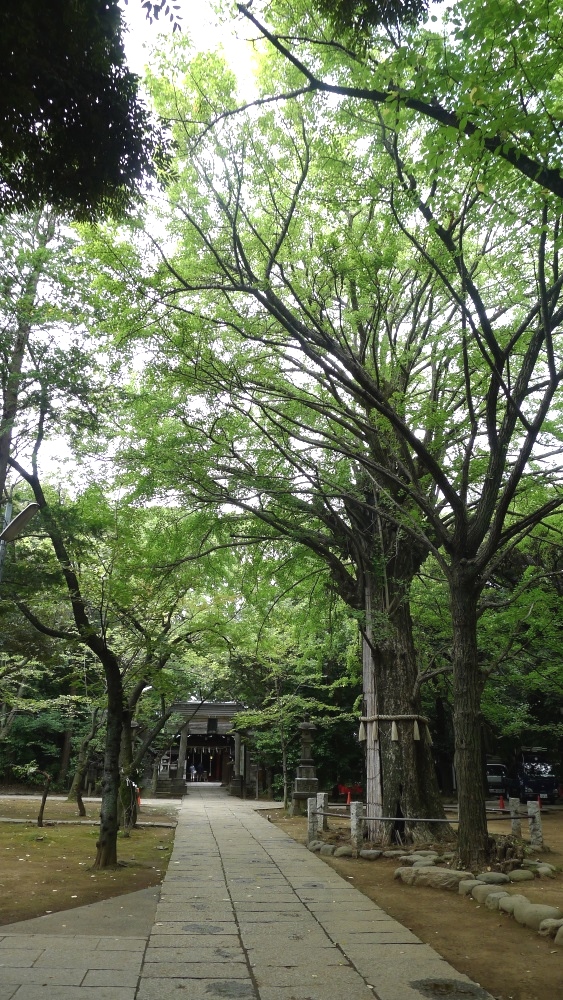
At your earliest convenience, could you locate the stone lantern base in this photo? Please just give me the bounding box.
[290,766,318,816]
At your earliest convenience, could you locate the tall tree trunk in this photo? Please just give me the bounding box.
[374,597,447,844]
[92,652,124,869]
[362,575,383,840]
[433,696,455,795]
[361,536,447,845]
[449,570,488,870]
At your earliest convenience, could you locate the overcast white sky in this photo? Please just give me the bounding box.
[119,0,257,93]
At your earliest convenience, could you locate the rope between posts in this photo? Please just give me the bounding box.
[359,714,430,723]
[316,810,520,823]
[353,814,456,824]
[314,809,456,823]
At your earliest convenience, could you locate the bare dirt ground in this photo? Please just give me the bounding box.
[0,794,177,826]
[0,794,177,925]
[265,808,563,1000]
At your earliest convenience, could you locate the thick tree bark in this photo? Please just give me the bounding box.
[363,570,448,845]
[92,650,124,869]
[362,576,383,841]
[433,696,455,795]
[449,570,488,870]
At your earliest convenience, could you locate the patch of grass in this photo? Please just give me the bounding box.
[0,821,175,925]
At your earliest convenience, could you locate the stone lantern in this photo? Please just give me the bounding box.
[290,714,319,815]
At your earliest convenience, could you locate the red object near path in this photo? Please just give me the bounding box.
[337,783,363,805]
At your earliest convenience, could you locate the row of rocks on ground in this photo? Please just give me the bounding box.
[307,840,562,947]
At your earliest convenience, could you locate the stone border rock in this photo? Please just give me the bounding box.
[459,877,563,944]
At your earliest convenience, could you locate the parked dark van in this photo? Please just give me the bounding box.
[485,761,508,797]
[513,750,559,804]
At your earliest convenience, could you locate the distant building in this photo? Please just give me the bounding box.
[154,700,258,797]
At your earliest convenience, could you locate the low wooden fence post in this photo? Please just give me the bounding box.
[527,800,543,850]
[307,796,318,844]
[508,797,521,838]
[350,800,365,849]
[317,792,329,832]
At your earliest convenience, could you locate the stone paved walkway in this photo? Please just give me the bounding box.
[0,785,493,1000]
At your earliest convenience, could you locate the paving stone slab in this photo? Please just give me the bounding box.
[159,900,231,910]
[11,988,136,1000]
[0,968,85,986]
[237,920,327,935]
[33,951,142,970]
[145,946,245,963]
[0,988,18,1000]
[230,902,303,912]
[245,948,349,968]
[315,917,400,934]
[256,987,375,1000]
[350,952,491,992]
[239,929,330,948]
[95,938,146,952]
[327,927,422,945]
[152,922,236,935]
[304,897,378,911]
[234,912,304,923]
[154,909,236,924]
[330,920,418,949]
[142,962,252,979]
[369,978,494,1000]
[137,979,257,1000]
[148,934,239,949]
[0,936,104,949]
[81,970,140,988]
[250,965,365,988]
[155,905,235,918]
[296,887,357,905]
[228,896,297,905]
[0,949,45,966]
